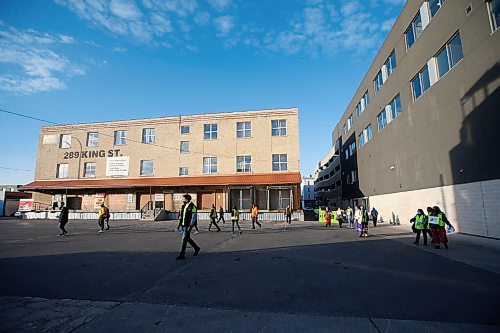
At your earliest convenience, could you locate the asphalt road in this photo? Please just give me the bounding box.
[0,217,499,331]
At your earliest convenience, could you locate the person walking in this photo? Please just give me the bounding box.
[325,207,331,227]
[98,204,107,233]
[208,204,221,232]
[251,203,261,229]
[370,207,379,227]
[360,205,369,237]
[104,205,111,230]
[410,209,428,245]
[433,206,452,249]
[231,206,243,234]
[176,207,183,233]
[58,202,69,236]
[346,206,353,229]
[285,205,292,225]
[354,206,362,235]
[176,194,201,260]
[217,205,225,224]
[336,207,343,228]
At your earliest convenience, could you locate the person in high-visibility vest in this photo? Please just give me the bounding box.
[410,209,428,245]
[98,204,107,233]
[208,204,221,232]
[433,206,452,249]
[251,204,261,229]
[231,206,243,234]
[176,194,201,260]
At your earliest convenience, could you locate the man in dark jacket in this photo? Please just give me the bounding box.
[176,194,201,260]
[58,202,69,236]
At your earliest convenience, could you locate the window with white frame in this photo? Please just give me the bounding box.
[179,167,189,176]
[356,90,370,118]
[411,65,431,100]
[359,124,373,148]
[83,162,96,178]
[203,157,217,174]
[350,170,358,184]
[363,90,370,108]
[140,160,153,176]
[236,155,252,173]
[204,124,218,140]
[374,70,383,92]
[142,128,155,144]
[356,102,362,118]
[347,115,353,130]
[60,134,71,148]
[56,164,68,179]
[114,130,127,145]
[436,32,463,79]
[271,119,287,136]
[87,132,99,147]
[344,149,349,160]
[180,141,189,153]
[359,133,366,147]
[385,50,397,78]
[390,94,403,120]
[181,125,190,134]
[237,121,252,138]
[488,0,500,31]
[343,124,347,136]
[429,0,447,18]
[377,110,388,131]
[405,12,423,49]
[272,154,288,171]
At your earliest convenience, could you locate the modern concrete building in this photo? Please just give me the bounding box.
[20,108,301,218]
[317,0,500,237]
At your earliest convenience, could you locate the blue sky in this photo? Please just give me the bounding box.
[0,0,405,184]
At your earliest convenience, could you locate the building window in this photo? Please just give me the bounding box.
[405,12,423,50]
[203,157,217,174]
[385,50,397,78]
[59,134,71,148]
[347,115,354,131]
[114,130,126,145]
[374,70,383,92]
[436,32,464,78]
[56,164,68,179]
[488,0,500,31]
[350,170,358,184]
[355,102,362,118]
[180,141,189,153]
[269,189,291,210]
[411,65,431,100]
[363,90,370,108]
[344,149,349,160]
[272,154,288,171]
[237,121,252,138]
[236,155,252,173]
[231,189,252,210]
[271,119,287,136]
[83,162,96,178]
[140,160,153,176]
[181,125,190,134]
[349,141,356,156]
[179,167,189,176]
[390,94,402,120]
[87,132,99,147]
[343,124,347,136]
[142,128,155,144]
[359,124,373,148]
[204,124,218,140]
[429,0,447,18]
[377,110,388,131]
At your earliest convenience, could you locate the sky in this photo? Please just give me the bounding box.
[0,0,405,184]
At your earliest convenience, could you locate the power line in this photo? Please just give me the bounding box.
[0,108,294,163]
[0,166,33,172]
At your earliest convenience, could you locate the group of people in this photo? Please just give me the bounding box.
[410,206,453,249]
[323,205,378,238]
[57,202,111,236]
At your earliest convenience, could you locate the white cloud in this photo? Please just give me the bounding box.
[207,0,231,11]
[110,0,142,20]
[214,15,234,36]
[194,12,210,25]
[0,25,84,94]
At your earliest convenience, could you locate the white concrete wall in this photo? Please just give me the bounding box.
[368,179,500,238]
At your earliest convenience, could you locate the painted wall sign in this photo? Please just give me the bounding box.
[106,156,129,176]
[19,199,35,212]
[63,149,122,160]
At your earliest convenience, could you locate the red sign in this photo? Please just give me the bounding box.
[18,199,35,212]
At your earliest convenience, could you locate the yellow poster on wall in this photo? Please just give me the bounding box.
[94,193,106,208]
[318,207,325,223]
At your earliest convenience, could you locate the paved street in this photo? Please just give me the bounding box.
[1,217,499,332]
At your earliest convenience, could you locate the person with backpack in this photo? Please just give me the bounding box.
[208,204,221,232]
[231,206,242,234]
[217,205,225,224]
[176,194,201,260]
[98,204,107,233]
[58,202,69,236]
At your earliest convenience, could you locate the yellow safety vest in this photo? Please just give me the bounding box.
[415,214,424,230]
